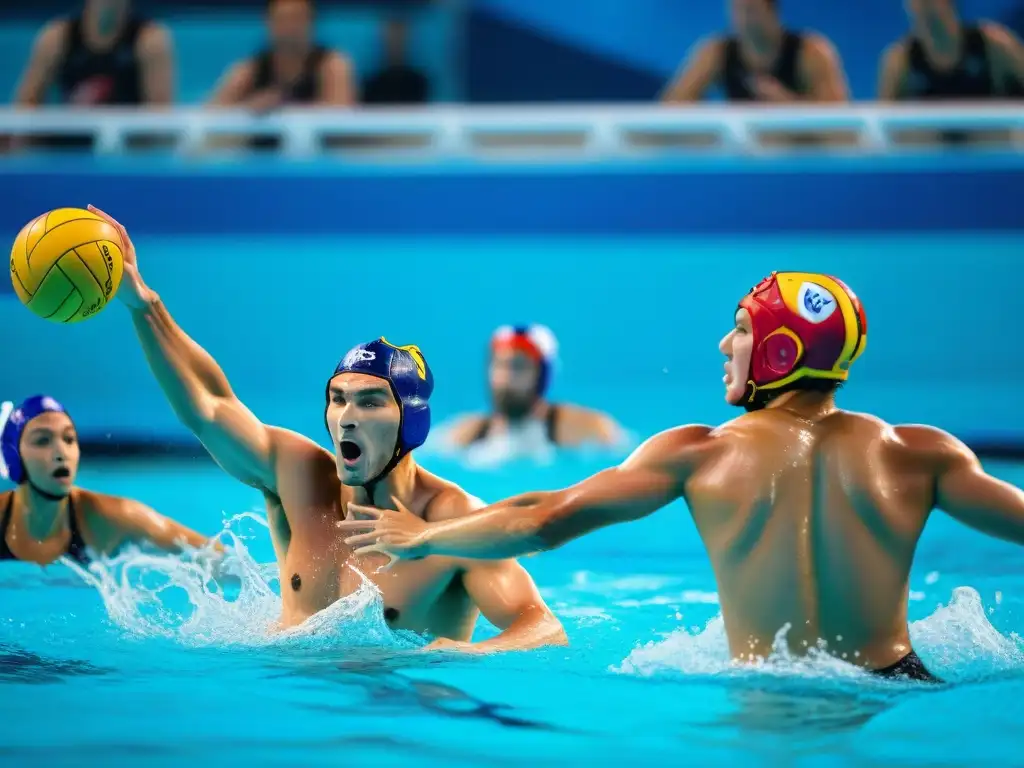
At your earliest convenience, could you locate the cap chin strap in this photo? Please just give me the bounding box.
[359,446,406,502]
[26,477,69,502]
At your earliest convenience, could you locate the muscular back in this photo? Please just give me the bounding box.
[687,410,936,667]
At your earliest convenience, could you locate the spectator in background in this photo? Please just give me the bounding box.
[661,0,848,103]
[362,18,430,105]
[209,0,354,110]
[879,0,1024,100]
[15,0,173,107]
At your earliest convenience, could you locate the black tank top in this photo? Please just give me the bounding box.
[0,493,89,566]
[57,15,147,106]
[250,45,329,104]
[904,26,995,99]
[471,405,561,445]
[722,31,805,101]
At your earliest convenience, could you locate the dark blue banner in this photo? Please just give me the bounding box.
[1,155,1022,236]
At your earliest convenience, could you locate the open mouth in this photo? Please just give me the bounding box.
[52,467,71,479]
[340,441,362,464]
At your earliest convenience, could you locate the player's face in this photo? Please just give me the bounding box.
[19,413,79,497]
[730,0,775,36]
[906,0,955,25]
[268,0,313,52]
[86,0,129,16]
[720,309,755,406]
[326,373,401,485]
[489,348,541,419]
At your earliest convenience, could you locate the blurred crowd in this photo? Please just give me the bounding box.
[10,0,1024,112]
[4,0,1024,153]
[14,0,431,110]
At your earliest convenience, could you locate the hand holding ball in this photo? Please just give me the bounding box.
[9,207,124,323]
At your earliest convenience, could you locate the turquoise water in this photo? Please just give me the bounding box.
[1,453,1022,765]
[2,231,1024,763]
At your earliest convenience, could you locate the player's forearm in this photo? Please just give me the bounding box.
[421,493,568,560]
[128,295,233,431]
[470,608,567,653]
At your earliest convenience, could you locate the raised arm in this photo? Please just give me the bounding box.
[90,206,280,494]
[344,425,712,561]
[925,429,1024,544]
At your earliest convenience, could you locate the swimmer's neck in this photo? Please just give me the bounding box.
[739,18,785,63]
[14,485,70,539]
[494,399,550,427]
[920,13,963,64]
[763,389,838,420]
[83,2,128,45]
[348,454,419,511]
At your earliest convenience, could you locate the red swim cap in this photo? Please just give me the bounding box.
[738,272,867,404]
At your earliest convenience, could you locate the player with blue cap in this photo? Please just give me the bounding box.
[446,324,624,453]
[95,204,565,652]
[0,394,214,566]
[325,338,433,495]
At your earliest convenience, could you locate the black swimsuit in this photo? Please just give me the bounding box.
[470,405,562,445]
[872,650,942,683]
[0,494,90,566]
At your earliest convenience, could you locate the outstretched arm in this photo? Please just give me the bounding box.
[91,207,280,494]
[930,431,1024,544]
[344,426,711,561]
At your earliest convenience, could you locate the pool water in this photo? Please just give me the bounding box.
[1,453,1022,765]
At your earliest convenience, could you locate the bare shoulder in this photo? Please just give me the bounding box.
[136,21,173,55]
[73,488,144,538]
[321,49,352,72]
[980,20,1019,47]
[801,31,842,61]
[419,470,484,524]
[624,424,716,470]
[74,488,128,517]
[893,423,972,463]
[554,403,620,445]
[30,18,70,57]
[880,37,910,66]
[268,426,338,499]
[445,414,488,447]
[693,35,726,59]
[269,426,334,467]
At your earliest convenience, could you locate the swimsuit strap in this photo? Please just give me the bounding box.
[64,495,89,565]
[544,404,560,444]
[0,494,14,560]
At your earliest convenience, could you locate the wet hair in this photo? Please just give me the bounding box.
[745,378,843,412]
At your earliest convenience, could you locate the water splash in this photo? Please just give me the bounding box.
[614,586,1024,685]
[66,512,424,653]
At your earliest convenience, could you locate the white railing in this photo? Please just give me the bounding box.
[0,104,1021,159]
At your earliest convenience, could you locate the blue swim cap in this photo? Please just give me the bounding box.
[0,395,69,484]
[325,338,433,481]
